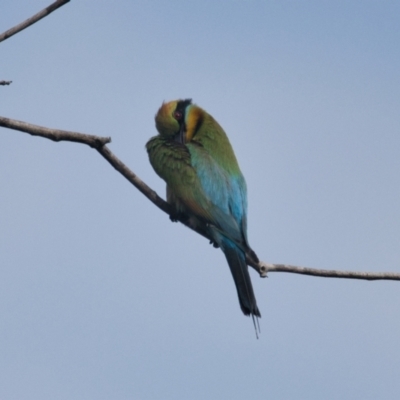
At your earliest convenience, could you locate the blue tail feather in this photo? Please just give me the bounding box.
[221,239,261,319]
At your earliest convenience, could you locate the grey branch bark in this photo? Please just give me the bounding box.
[0,116,110,148]
[1,115,399,281]
[259,263,400,280]
[0,0,70,43]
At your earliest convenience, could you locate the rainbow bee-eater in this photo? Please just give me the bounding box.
[146,99,261,329]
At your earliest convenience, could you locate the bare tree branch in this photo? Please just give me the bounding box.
[0,0,70,43]
[0,116,110,148]
[0,80,12,85]
[2,115,399,281]
[259,263,400,280]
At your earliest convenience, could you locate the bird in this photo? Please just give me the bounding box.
[146,99,261,333]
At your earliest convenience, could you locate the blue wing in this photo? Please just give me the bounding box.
[187,143,248,248]
[187,143,260,319]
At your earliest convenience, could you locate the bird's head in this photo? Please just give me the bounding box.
[155,99,204,144]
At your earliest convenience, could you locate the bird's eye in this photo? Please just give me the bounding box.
[174,111,183,121]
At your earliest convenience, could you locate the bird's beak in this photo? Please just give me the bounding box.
[178,122,186,144]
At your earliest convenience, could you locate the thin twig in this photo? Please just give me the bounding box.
[259,263,400,280]
[1,115,399,281]
[0,0,70,43]
[0,80,12,85]
[0,116,110,148]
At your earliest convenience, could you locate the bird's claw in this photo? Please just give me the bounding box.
[209,240,219,248]
[169,215,179,223]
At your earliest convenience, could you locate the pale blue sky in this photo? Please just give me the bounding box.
[1,1,400,399]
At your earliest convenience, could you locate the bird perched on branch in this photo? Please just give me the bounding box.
[146,99,261,332]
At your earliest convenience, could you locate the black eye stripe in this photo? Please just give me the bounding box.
[175,98,192,118]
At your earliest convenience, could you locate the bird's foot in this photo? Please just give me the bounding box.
[169,214,179,223]
[169,212,189,223]
[209,240,219,248]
